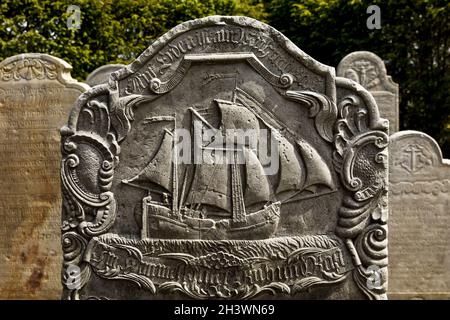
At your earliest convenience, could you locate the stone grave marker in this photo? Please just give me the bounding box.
[61,16,389,300]
[85,64,125,87]
[0,53,89,299]
[337,51,399,134]
[389,130,450,299]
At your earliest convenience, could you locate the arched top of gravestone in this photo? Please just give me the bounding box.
[337,51,398,93]
[0,53,89,92]
[109,15,336,101]
[390,130,450,181]
[86,64,126,87]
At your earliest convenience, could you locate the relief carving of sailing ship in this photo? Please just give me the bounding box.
[122,89,336,240]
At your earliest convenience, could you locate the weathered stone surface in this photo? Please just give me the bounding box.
[337,51,399,134]
[61,16,389,300]
[388,130,450,299]
[85,64,125,87]
[0,53,89,299]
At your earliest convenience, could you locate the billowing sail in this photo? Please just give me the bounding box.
[276,135,304,195]
[124,130,174,193]
[244,147,271,206]
[296,138,335,192]
[216,99,260,151]
[186,108,232,212]
[186,163,231,212]
[275,135,335,203]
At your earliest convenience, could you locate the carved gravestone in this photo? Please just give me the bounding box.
[85,64,126,87]
[389,130,450,299]
[61,16,389,300]
[0,53,89,299]
[337,51,399,134]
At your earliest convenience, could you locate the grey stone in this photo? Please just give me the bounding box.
[61,16,389,300]
[0,53,89,299]
[388,130,450,299]
[337,51,399,134]
[85,64,126,87]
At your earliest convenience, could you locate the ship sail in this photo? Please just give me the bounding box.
[186,108,232,212]
[216,99,260,130]
[186,163,232,212]
[296,138,335,193]
[233,87,336,203]
[216,99,260,151]
[244,147,271,206]
[275,134,304,196]
[186,100,270,213]
[123,130,174,193]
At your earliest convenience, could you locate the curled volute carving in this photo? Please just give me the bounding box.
[60,79,151,294]
[333,78,389,300]
[333,94,388,238]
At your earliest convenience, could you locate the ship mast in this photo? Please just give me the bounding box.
[172,113,179,217]
[231,148,246,223]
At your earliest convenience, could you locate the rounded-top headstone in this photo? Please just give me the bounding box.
[0,53,89,299]
[337,51,399,134]
[389,130,450,299]
[85,64,126,87]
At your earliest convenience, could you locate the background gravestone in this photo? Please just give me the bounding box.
[389,130,450,299]
[61,16,389,300]
[0,53,89,299]
[85,64,126,87]
[337,51,399,134]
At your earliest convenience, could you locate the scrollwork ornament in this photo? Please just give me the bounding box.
[351,224,388,300]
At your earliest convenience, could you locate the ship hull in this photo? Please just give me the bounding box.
[142,200,280,240]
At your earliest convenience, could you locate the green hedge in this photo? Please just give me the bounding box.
[0,0,448,156]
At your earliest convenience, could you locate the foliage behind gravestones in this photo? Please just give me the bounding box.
[0,0,448,156]
[0,0,268,80]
